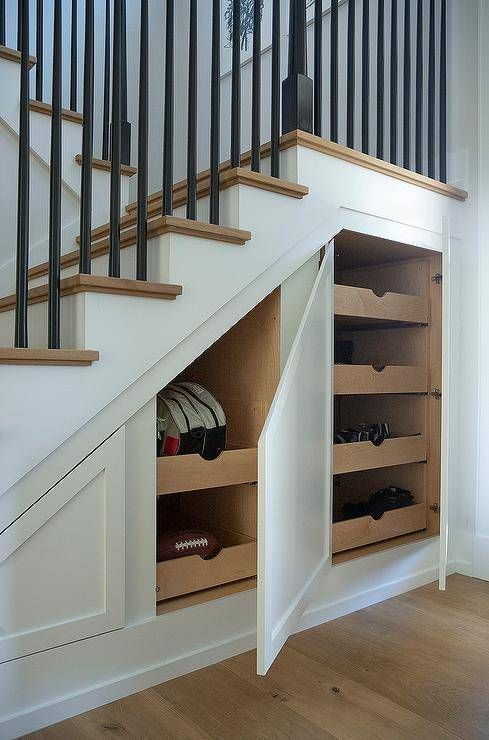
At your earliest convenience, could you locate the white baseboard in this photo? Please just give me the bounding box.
[473,534,489,580]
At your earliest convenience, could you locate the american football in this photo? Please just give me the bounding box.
[157,528,222,562]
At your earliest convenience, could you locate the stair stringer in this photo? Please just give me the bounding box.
[0,144,464,521]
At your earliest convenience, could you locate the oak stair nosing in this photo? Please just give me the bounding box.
[0,274,183,314]
[29,99,83,124]
[0,348,99,366]
[0,45,36,68]
[74,154,137,177]
[28,217,251,282]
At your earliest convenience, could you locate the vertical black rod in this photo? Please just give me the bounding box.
[415,0,422,172]
[428,0,435,178]
[403,0,411,169]
[15,0,30,347]
[270,0,280,176]
[70,0,77,111]
[162,0,174,215]
[231,0,241,167]
[186,0,198,217]
[120,0,131,164]
[330,0,338,142]
[48,0,62,349]
[346,0,356,148]
[314,0,322,137]
[109,0,122,277]
[35,0,43,101]
[251,0,261,171]
[137,0,148,278]
[377,0,384,158]
[209,0,220,223]
[102,0,111,160]
[439,0,447,183]
[79,0,94,275]
[0,0,5,46]
[362,0,369,153]
[390,0,398,164]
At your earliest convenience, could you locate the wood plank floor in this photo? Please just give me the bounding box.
[25,575,489,740]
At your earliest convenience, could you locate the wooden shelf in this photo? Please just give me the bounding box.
[156,577,256,615]
[156,447,258,496]
[333,434,427,474]
[332,503,427,553]
[334,284,429,326]
[334,365,428,395]
[156,529,256,601]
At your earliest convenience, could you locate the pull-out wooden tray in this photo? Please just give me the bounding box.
[334,284,429,325]
[156,529,257,601]
[332,503,427,553]
[156,447,258,496]
[333,434,427,474]
[335,365,428,395]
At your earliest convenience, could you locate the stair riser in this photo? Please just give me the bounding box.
[0,294,84,350]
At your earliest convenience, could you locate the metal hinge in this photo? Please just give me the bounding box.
[431,273,443,284]
[430,388,442,400]
[429,503,440,513]
[155,584,161,593]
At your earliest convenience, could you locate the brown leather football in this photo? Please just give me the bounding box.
[157,528,222,562]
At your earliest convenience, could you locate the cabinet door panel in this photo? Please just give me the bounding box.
[257,246,333,674]
[0,429,125,663]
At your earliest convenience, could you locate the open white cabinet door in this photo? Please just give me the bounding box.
[257,245,333,674]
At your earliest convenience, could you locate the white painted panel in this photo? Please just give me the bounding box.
[439,219,451,589]
[257,245,333,675]
[0,429,125,663]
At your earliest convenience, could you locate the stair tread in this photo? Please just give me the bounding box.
[28,216,252,281]
[29,99,83,124]
[0,348,99,366]
[0,44,36,68]
[0,274,183,312]
[74,154,137,177]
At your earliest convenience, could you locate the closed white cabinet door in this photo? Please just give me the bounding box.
[0,428,125,663]
[257,245,333,674]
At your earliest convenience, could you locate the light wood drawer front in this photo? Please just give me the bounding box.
[156,447,258,496]
[332,503,427,553]
[334,365,428,394]
[334,284,429,324]
[333,435,427,474]
[156,540,257,601]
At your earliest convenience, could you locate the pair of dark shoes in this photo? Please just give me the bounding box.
[335,422,390,446]
[342,486,415,521]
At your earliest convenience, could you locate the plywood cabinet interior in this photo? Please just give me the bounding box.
[331,231,442,560]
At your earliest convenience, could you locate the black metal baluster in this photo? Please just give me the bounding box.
[137,0,148,278]
[330,0,338,142]
[390,0,398,164]
[102,0,111,160]
[314,0,322,137]
[187,0,197,217]
[209,0,220,223]
[120,0,131,165]
[35,0,43,101]
[362,0,369,153]
[15,0,30,347]
[0,0,5,46]
[48,0,62,348]
[231,0,241,167]
[403,0,411,169]
[79,0,94,275]
[347,0,356,148]
[70,0,77,111]
[428,0,435,178]
[251,0,262,171]
[270,0,280,176]
[377,0,384,159]
[439,0,447,183]
[415,0,422,173]
[162,0,174,216]
[109,0,122,277]
[283,0,313,134]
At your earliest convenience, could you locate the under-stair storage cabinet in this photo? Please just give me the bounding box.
[152,231,444,676]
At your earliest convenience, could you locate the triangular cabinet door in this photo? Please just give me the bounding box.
[0,428,125,664]
[257,245,334,674]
